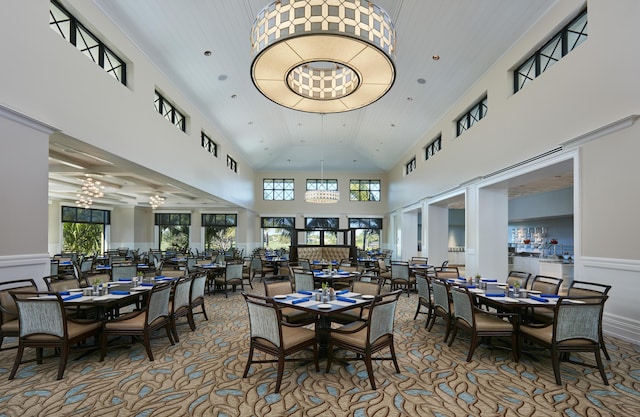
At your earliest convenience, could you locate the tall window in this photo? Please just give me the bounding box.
[349,180,381,201]
[49,0,126,85]
[349,218,382,251]
[261,217,295,250]
[155,213,190,252]
[263,179,294,200]
[305,217,339,245]
[425,135,442,160]
[515,10,587,93]
[201,131,218,157]
[61,206,110,255]
[154,91,186,132]
[202,214,237,251]
[456,96,488,136]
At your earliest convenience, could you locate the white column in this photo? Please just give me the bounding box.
[425,203,449,267]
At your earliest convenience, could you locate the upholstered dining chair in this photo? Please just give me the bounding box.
[413,274,434,328]
[331,277,384,324]
[241,256,254,289]
[100,281,174,361]
[242,292,319,393]
[111,264,138,282]
[0,279,38,350]
[8,291,102,380]
[376,258,392,286]
[325,290,402,390]
[434,266,460,280]
[390,261,414,296]
[157,259,186,279]
[187,272,208,330]
[567,280,612,360]
[448,286,517,362]
[169,275,193,342]
[428,279,454,342]
[507,270,531,289]
[519,294,610,385]
[215,262,244,298]
[263,278,315,324]
[293,270,315,292]
[529,275,563,294]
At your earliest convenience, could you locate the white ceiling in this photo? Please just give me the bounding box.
[50,0,571,209]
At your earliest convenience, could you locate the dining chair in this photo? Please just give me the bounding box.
[331,277,383,324]
[297,258,312,272]
[241,256,254,288]
[8,291,102,380]
[0,279,38,350]
[411,256,429,265]
[413,274,434,328]
[448,286,517,362]
[242,292,319,393]
[293,270,315,292]
[50,259,59,276]
[263,278,314,324]
[187,272,208,330]
[519,294,610,385]
[158,259,186,279]
[507,271,531,289]
[529,275,563,294]
[434,266,460,280]
[325,290,402,390]
[100,281,174,361]
[428,279,454,342]
[169,275,193,342]
[390,261,414,296]
[567,280,612,359]
[110,264,138,282]
[215,262,244,298]
[376,258,392,285]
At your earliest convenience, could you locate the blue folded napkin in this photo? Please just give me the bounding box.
[297,290,313,295]
[292,298,310,304]
[140,283,155,287]
[466,285,476,289]
[541,294,559,298]
[336,296,357,303]
[111,290,130,295]
[447,279,456,283]
[62,293,82,301]
[138,264,147,267]
[119,278,132,282]
[482,279,498,282]
[485,293,505,297]
[530,295,549,303]
[59,291,70,295]
[420,264,429,267]
[313,260,320,264]
[155,276,165,279]
[336,289,349,295]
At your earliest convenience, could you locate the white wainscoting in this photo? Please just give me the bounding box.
[0,253,51,289]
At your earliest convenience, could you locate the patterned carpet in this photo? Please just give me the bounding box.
[0,283,639,417]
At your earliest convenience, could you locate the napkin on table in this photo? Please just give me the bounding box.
[62,293,82,301]
[336,296,357,303]
[529,295,549,303]
[292,298,310,304]
[111,291,130,295]
[297,290,313,295]
[485,293,505,297]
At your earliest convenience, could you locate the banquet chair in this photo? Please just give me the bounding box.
[519,295,609,385]
[331,276,383,324]
[448,286,517,362]
[242,292,319,393]
[263,279,314,324]
[567,280,612,360]
[169,275,193,342]
[413,274,434,328]
[187,272,208,329]
[428,279,454,342]
[434,266,460,280]
[215,262,244,298]
[0,279,38,350]
[100,281,174,361]
[9,291,102,380]
[325,290,402,390]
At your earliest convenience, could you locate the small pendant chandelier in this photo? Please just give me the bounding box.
[305,114,339,203]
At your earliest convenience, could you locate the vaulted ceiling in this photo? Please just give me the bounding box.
[50,0,571,209]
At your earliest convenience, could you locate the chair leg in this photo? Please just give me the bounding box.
[594,350,609,385]
[466,334,478,362]
[171,318,180,343]
[551,347,562,385]
[600,335,611,360]
[325,343,334,373]
[364,354,377,390]
[187,311,197,331]
[57,344,70,380]
[8,345,25,379]
[389,342,400,373]
[312,343,320,372]
[413,302,421,320]
[243,344,255,378]
[447,325,458,347]
[143,333,155,361]
[274,355,285,393]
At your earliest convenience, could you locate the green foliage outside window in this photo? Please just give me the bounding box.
[63,222,103,255]
[205,226,236,251]
[160,225,189,252]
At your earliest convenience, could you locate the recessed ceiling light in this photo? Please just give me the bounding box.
[231,94,237,99]
[407,97,413,101]
[432,54,440,61]
[417,78,426,84]
[390,123,396,128]
[204,50,212,56]
[218,74,227,81]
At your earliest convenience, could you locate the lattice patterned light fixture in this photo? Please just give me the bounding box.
[149,194,165,209]
[75,175,104,209]
[251,0,396,113]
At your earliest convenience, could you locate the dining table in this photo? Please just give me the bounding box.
[273,290,373,356]
[312,270,359,287]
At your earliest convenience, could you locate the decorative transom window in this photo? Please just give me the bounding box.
[456,96,488,137]
[263,179,294,200]
[515,9,587,93]
[405,157,416,175]
[227,155,237,173]
[306,179,338,192]
[425,135,442,160]
[349,180,381,201]
[201,131,217,157]
[49,0,126,85]
[154,91,186,132]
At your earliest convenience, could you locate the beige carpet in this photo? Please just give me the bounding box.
[0,283,638,417]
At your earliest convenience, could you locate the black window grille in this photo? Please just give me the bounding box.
[263,179,294,200]
[456,96,488,137]
[154,91,186,132]
[349,179,381,201]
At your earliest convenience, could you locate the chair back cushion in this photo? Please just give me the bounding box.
[451,288,473,327]
[1,279,37,324]
[415,275,430,300]
[190,273,206,300]
[431,280,451,313]
[352,281,380,296]
[264,280,293,297]
[555,297,605,343]
[245,295,280,347]
[112,265,138,282]
[147,283,172,325]
[173,277,192,310]
[225,263,244,282]
[390,262,409,280]
[294,271,315,292]
[368,291,400,344]
[15,295,65,338]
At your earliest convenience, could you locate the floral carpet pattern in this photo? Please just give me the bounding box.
[0,284,638,417]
